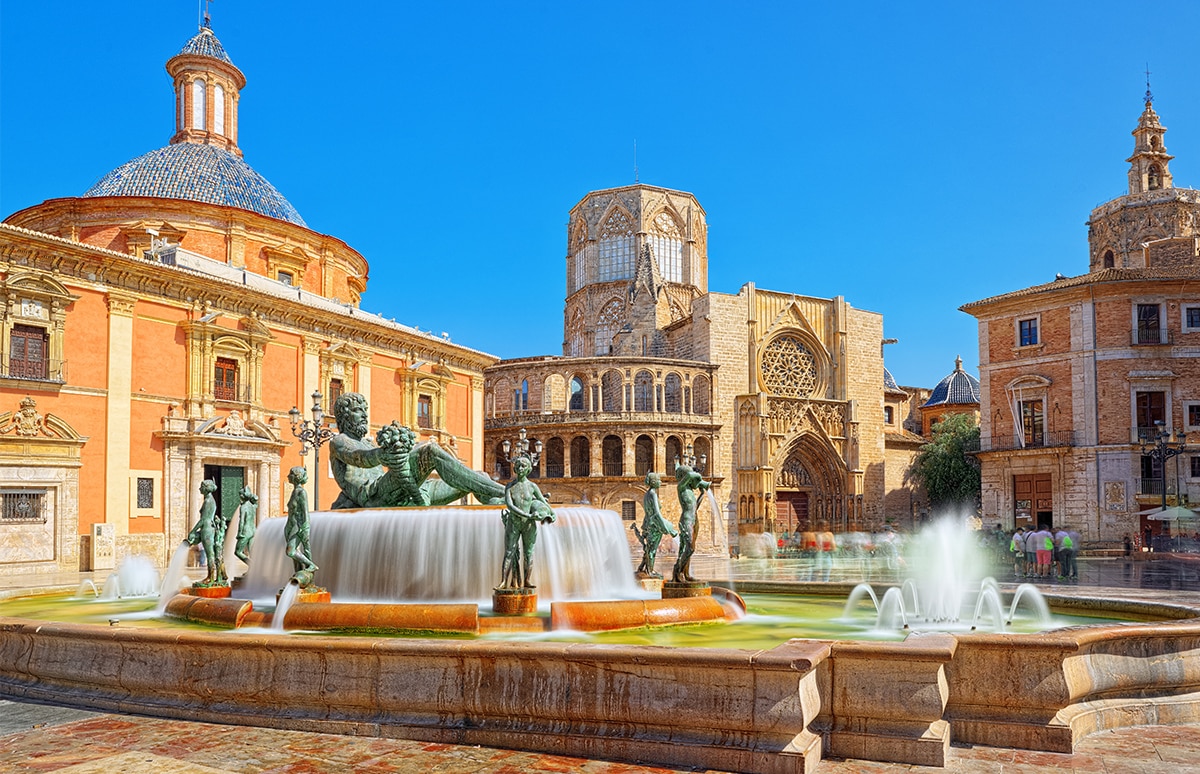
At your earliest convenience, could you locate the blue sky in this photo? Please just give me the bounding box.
[4,1,1200,388]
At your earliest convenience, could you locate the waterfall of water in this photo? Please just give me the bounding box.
[876,587,909,629]
[272,581,300,631]
[237,506,645,605]
[842,583,880,619]
[154,542,195,614]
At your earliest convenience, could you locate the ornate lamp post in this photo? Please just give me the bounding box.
[675,443,707,473]
[289,390,336,507]
[501,427,541,475]
[1140,420,1189,512]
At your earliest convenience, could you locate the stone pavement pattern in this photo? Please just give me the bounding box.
[4,699,1200,773]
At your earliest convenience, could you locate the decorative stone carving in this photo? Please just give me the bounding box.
[214,410,250,437]
[0,397,50,437]
[760,335,818,398]
[1104,481,1127,511]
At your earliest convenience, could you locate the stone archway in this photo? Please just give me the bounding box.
[774,433,850,532]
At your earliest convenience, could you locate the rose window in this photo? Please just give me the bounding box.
[760,335,818,398]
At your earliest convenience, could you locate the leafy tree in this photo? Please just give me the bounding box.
[908,412,981,511]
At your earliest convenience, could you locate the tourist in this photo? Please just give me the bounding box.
[1025,526,1039,577]
[1064,526,1081,580]
[1012,526,1027,578]
[816,521,836,582]
[1054,526,1071,579]
[1032,524,1054,579]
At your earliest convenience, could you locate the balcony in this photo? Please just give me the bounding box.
[0,358,66,384]
[485,408,718,431]
[968,430,1077,453]
[1137,477,1165,497]
[1133,328,1173,346]
[213,381,253,403]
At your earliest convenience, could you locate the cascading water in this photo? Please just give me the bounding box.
[842,583,880,618]
[272,581,300,630]
[98,555,160,600]
[154,542,195,614]
[238,506,646,605]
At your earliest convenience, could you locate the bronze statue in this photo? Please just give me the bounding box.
[671,463,711,583]
[498,455,555,590]
[328,392,504,508]
[234,485,258,564]
[284,466,318,584]
[186,479,222,586]
[632,471,678,578]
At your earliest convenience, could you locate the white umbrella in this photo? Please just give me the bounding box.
[1140,505,1200,522]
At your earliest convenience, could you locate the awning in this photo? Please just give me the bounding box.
[1140,505,1200,521]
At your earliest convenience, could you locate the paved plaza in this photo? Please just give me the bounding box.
[4,555,1200,773]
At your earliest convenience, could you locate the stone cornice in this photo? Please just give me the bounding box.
[0,222,498,373]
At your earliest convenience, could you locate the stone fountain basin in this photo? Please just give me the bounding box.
[3,586,1200,773]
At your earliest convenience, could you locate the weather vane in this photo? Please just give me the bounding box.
[200,0,213,29]
[1144,63,1153,105]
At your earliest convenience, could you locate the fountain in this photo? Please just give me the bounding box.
[4,401,1200,773]
[96,555,160,600]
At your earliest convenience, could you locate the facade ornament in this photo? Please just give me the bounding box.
[214,409,251,436]
[1,397,50,437]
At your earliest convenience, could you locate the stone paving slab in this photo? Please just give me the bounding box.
[5,697,1200,773]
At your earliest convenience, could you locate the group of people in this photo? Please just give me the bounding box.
[1006,524,1080,581]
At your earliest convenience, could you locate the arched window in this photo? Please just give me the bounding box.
[571,218,589,293]
[601,370,623,411]
[545,437,564,478]
[570,436,590,477]
[1103,249,1115,269]
[649,211,683,283]
[634,370,654,412]
[492,377,512,415]
[693,437,711,472]
[542,373,566,411]
[594,298,624,356]
[569,376,586,411]
[514,379,529,411]
[493,441,511,481]
[597,209,635,281]
[214,83,225,135]
[566,307,585,357]
[192,78,207,130]
[602,435,623,476]
[664,373,683,413]
[692,375,711,415]
[665,436,683,471]
[635,435,654,476]
[1149,164,1162,190]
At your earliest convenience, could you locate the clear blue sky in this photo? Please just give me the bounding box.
[4,1,1200,388]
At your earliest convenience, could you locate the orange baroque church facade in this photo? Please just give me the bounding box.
[0,24,494,577]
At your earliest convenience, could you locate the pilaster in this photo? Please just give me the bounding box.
[105,293,137,536]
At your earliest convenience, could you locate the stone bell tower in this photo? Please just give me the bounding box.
[1127,84,1173,194]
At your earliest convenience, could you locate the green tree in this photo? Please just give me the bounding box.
[909,412,981,511]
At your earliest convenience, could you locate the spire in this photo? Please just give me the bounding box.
[1127,74,1173,194]
[628,243,663,303]
[166,24,246,157]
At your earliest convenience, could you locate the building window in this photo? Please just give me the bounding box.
[1018,318,1039,347]
[664,373,683,413]
[602,435,623,476]
[136,478,154,509]
[1136,391,1166,439]
[1188,402,1200,431]
[594,299,624,356]
[1020,400,1044,447]
[9,324,48,380]
[1137,303,1162,345]
[0,489,46,523]
[1192,456,1200,479]
[417,394,432,429]
[1141,454,1164,496]
[621,501,637,521]
[328,378,344,408]
[514,379,529,411]
[278,271,294,286]
[192,78,206,129]
[544,437,564,478]
[635,434,653,476]
[1184,305,1200,332]
[214,357,239,401]
[649,212,683,283]
[213,83,225,135]
[884,406,895,424]
[570,435,590,477]
[1103,249,1115,269]
[569,377,585,412]
[597,210,635,282]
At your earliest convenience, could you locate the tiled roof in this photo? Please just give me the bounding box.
[177,26,234,66]
[960,266,1200,311]
[923,357,980,407]
[83,143,306,226]
[883,367,899,391]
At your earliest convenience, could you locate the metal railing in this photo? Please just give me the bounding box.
[966,430,1076,453]
[213,381,253,403]
[1137,477,1165,497]
[0,358,66,383]
[1134,328,1173,346]
[0,489,47,523]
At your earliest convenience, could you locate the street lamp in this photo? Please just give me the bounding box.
[289,390,336,507]
[675,442,707,473]
[501,427,541,476]
[1140,420,1189,512]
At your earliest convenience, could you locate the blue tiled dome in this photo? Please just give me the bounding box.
[83,143,306,226]
[883,367,899,391]
[177,26,234,66]
[923,356,980,407]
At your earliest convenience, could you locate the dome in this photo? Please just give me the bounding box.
[883,367,899,391]
[176,26,235,66]
[83,143,306,226]
[923,356,980,407]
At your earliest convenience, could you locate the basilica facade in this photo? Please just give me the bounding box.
[0,24,493,577]
[484,185,930,551]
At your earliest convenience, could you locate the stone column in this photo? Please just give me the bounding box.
[257,460,271,521]
[104,294,137,537]
[301,337,322,504]
[470,376,485,470]
[591,434,603,477]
